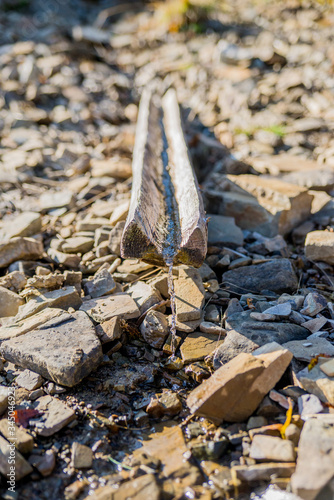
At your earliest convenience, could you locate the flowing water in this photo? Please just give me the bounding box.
[166,259,177,353]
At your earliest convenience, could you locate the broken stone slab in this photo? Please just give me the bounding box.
[0,418,34,454]
[31,395,76,436]
[121,89,207,267]
[83,269,116,298]
[47,247,81,268]
[207,214,244,247]
[62,236,94,254]
[263,302,292,317]
[117,258,154,275]
[95,316,121,344]
[222,259,298,295]
[14,286,82,322]
[0,237,44,268]
[282,338,334,362]
[0,307,65,342]
[16,369,43,390]
[188,348,292,424]
[305,230,334,265]
[210,329,259,369]
[180,331,224,363]
[301,316,327,333]
[224,174,313,237]
[1,311,103,387]
[297,361,334,406]
[0,212,42,239]
[0,286,25,318]
[291,416,334,500]
[249,435,296,462]
[0,435,33,480]
[226,310,309,346]
[80,293,140,322]
[232,462,295,482]
[140,310,169,348]
[174,267,205,322]
[298,393,323,418]
[91,474,161,500]
[127,281,163,315]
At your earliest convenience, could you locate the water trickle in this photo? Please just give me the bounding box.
[166,259,177,354]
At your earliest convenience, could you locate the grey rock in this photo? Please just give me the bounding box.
[0,435,32,480]
[282,338,334,362]
[1,311,103,387]
[108,220,125,256]
[263,302,292,317]
[140,311,169,349]
[28,450,56,477]
[47,247,81,268]
[222,259,298,295]
[83,269,116,298]
[300,292,327,317]
[305,231,334,265]
[298,394,323,418]
[205,304,220,322]
[0,286,25,318]
[0,237,43,268]
[207,214,244,247]
[31,395,76,436]
[211,329,259,369]
[16,369,43,390]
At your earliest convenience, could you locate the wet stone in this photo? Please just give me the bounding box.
[146,391,182,418]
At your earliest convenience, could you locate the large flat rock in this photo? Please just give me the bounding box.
[0,237,43,268]
[0,308,65,342]
[0,311,102,387]
[80,293,140,322]
[222,259,298,295]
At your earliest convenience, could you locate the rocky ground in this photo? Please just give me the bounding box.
[1,0,334,499]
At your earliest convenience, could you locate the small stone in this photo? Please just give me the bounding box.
[0,237,43,269]
[263,302,292,317]
[249,435,296,462]
[0,286,25,318]
[301,316,327,333]
[222,259,298,295]
[0,386,8,415]
[200,321,225,335]
[300,292,327,317]
[140,311,169,349]
[174,267,205,321]
[146,391,182,417]
[285,424,301,447]
[15,369,43,390]
[320,358,334,377]
[1,311,102,387]
[62,236,94,254]
[71,442,93,469]
[187,349,292,424]
[0,419,34,453]
[282,338,334,362]
[0,271,27,293]
[232,463,295,483]
[127,281,162,315]
[250,312,276,321]
[80,293,140,322]
[1,212,42,239]
[269,389,292,410]
[207,215,244,246]
[205,304,220,322]
[0,435,32,480]
[31,395,75,436]
[107,221,125,256]
[95,317,121,344]
[48,248,81,268]
[28,450,56,477]
[291,415,334,499]
[180,331,224,363]
[211,329,259,369]
[92,474,161,500]
[298,394,323,417]
[305,230,334,264]
[247,416,268,431]
[297,362,334,405]
[83,269,116,298]
[39,191,74,212]
[198,263,216,281]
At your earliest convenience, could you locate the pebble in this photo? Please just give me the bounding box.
[15,369,43,390]
[62,236,94,254]
[263,302,292,317]
[0,286,25,318]
[249,435,296,462]
[204,304,220,323]
[199,321,225,335]
[83,269,116,298]
[71,442,93,469]
[140,310,169,349]
[0,212,42,239]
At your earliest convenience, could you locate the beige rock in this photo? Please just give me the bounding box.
[91,474,161,500]
[180,331,224,363]
[127,281,162,315]
[0,212,42,239]
[0,271,27,292]
[291,416,334,500]
[175,267,205,321]
[0,386,8,415]
[62,236,94,254]
[90,157,132,179]
[110,200,130,226]
[95,316,122,344]
[200,321,225,335]
[305,230,334,264]
[80,293,140,322]
[297,361,334,405]
[0,286,25,318]
[71,442,93,469]
[0,418,34,453]
[249,435,296,462]
[31,395,76,436]
[117,259,153,274]
[187,349,292,423]
[146,391,182,417]
[0,435,32,480]
[28,449,55,477]
[27,273,65,290]
[16,369,43,390]
[0,307,65,342]
[0,237,44,268]
[233,463,295,483]
[47,248,81,268]
[320,358,334,377]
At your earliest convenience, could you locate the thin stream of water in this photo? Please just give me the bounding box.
[167,260,177,354]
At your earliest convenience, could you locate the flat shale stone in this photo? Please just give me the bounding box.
[232,462,295,482]
[0,307,65,342]
[1,311,102,387]
[187,349,292,423]
[92,474,161,500]
[0,435,32,480]
[297,362,334,406]
[180,331,224,363]
[80,293,140,322]
[305,230,334,265]
[127,281,162,314]
[31,395,76,436]
[0,212,42,239]
[282,338,334,362]
[174,267,205,321]
[207,215,244,247]
[83,269,116,298]
[0,286,24,318]
[211,329,259,369]
[62,236,94,254]
[291,416,334,500]
[249,435,296,462]
[300,292,327,317]
[15,369,43,390]
[222,259,298,295]
[0,237,43,268]
[0,418,34,454]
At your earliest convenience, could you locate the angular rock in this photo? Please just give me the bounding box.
[28,450,56,477]
[300,292,327,317]
[0,286,25,318]
[0,271,27,293]
[297,362,334,405]
[146,391,182,418]
[14,286,82,322]
[320,358,334,377]
[1,311,103,387]
[47,248,81,268]
[127,281,162,315]
[107,221,125,256]
[0,237,43,268]
[95,316,122,344]
[92,474,161,500]
[62,236,94,254]
[210,329,259,369]
[199,321,225,335]
[117,259,153,275]
[249,435,296,462]
[0,307,65,342]
[16,369,43,391]
[291,416,334,500]
[71,442,93,469]
[263,302,292,317]
[222,259,298,295]
[207,215,244,247]
[31,395,76,436]
[180,331,224,363]
[0,435,33,480]
[80,293,140,322]
[305,230,334,265]
[232,462,295,482]
[140,310,169,348]
[174,267,205,322]
[282,338,334,362]
[0,418,34,454]
[1,212,42,239]
[83,269,116,298]
[226,310,309,346]
[0,387,8,415]
[298,394,323,418]
[187,349,292,423]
